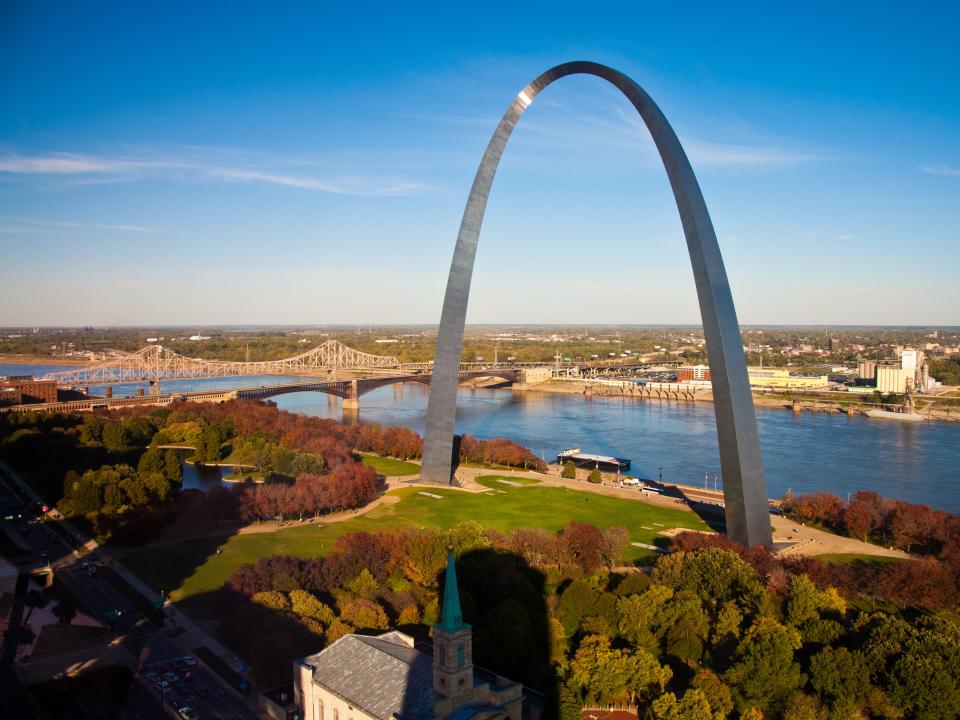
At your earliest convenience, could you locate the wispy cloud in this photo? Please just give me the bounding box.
[920,164,960,177]
[0,216,155,234]
[836,233,854,241]
[0,153,119,174]
[0,148,427,196]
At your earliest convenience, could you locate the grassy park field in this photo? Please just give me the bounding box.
[122,477,708,620]
[358,453,420,476]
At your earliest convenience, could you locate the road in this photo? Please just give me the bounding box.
[0,470,261,720]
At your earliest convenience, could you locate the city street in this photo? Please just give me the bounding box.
[1,470,261,720]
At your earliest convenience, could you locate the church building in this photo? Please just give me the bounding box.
[294,549,525,720]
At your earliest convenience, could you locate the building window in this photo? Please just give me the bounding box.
[457,644,465,667]
[439,645,446,665]
[317,700,323,720]
[334,710,339,720]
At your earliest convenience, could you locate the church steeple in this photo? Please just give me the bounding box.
[439,547,467,632]
[433,547,473,711]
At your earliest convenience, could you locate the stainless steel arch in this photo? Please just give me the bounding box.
[421,61,771,547]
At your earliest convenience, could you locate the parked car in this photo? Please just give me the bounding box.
[181,655,197,666]
[178,707,199,720]
[164,672,179,684]
[146,672,161,686]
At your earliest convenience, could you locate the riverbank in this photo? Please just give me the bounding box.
[0,354,94,366]
[512,380,960,423]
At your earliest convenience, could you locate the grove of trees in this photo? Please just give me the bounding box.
[219,522,960,719]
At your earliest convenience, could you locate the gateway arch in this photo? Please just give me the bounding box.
[421,61,772,547]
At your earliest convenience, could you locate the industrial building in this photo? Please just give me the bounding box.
[677,365,711,382]
[0,377,58,404]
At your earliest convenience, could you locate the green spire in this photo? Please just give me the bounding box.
[439,546,467,632]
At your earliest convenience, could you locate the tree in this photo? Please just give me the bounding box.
[588,467,602,484]
[617,584,673,649]
[101,421,128,452]
[289,589,334,625]
[712,601,743,645]
[561,522,607,573]
[650,689,714,720]
[346,568,379,599]
[561,461,577,479]
[844,491,888,542]
[691,670,734,718]
[569,634,670,706]
[781,693,827,720]
[808,647,870,708]
[725,618,804,713]
[785,574,821,627]
[339,598,389,631]
[252,590,291,612]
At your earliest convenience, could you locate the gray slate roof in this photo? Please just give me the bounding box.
[306,632,434,720]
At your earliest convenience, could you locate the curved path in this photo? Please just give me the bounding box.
[420,61,771,546]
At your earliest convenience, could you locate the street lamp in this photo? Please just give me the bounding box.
[658,467,663,484]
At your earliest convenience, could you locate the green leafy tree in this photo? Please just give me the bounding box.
[561,461,576,479]
[291,451,324,476]
[617,584,673,649]
[691,670,734,718]
[785,574,821,627]
[101,421,128,452]
[569,634,670,706]
[141,471,172,501]
[725,617,804,714]
[712,601,743,645]
[346,568,379,599]
[651,689,714,720]
[655,590,710,662]
[588,467,602,483]
[808,647,871,707]
[163,449,182,483]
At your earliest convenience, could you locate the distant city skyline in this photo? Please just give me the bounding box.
[1,2,958,326]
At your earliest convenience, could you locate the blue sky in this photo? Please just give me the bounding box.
[1,1,958,326]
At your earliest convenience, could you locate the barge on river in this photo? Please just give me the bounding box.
[557,447,631,472]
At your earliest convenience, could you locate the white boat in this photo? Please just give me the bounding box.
[864,409,924,422]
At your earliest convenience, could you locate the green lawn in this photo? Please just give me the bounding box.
[473,474,542,489]
[121,483,708,620]
[358,454,420,476]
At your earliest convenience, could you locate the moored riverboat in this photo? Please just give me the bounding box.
[557,447,631,472]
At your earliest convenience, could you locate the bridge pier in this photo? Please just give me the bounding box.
[342,380,360,412]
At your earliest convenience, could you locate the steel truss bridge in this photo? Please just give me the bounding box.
[42,341,405,386]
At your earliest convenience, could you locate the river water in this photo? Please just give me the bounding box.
[5,364,959,512]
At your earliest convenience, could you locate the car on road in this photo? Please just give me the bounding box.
[181,655,196,666]
[164,672,179,684]
[147,672,162,686]
[158,680,172,692]
[172,658,185,669]
[178,708,199,720]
